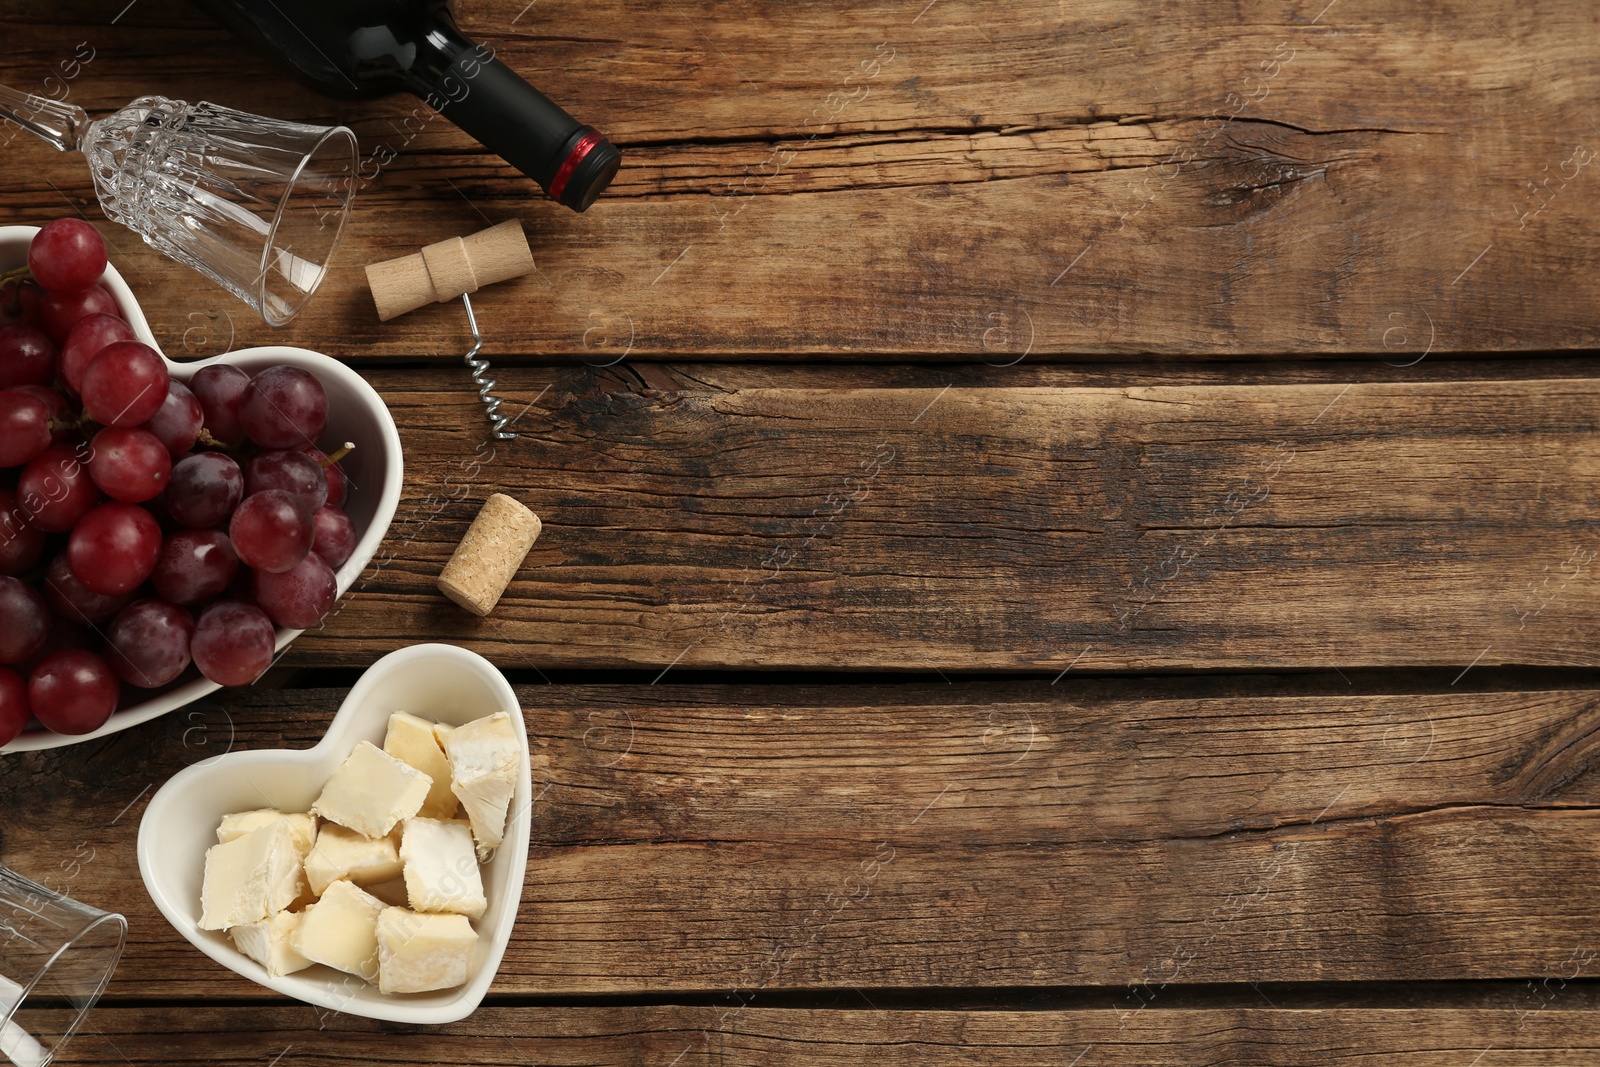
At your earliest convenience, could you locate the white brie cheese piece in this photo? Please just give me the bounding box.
[399,817,486,919]
[199,822,304,931]
[229,911,312,977]
[311,740,432,839]
[375,908,476,994]
[303,823,403,898]
[384,711,459,819]
[291,879,386,981]
[442,712,521,860]
[216,810,316,855]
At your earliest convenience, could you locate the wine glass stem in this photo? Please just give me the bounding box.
[0,83,87,153]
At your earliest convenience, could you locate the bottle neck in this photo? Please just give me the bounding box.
[404,24,619,211]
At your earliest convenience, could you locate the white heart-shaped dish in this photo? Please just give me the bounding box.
[136,642,531,1024]
[0,224,403,752]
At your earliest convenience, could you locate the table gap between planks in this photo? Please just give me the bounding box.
[4,0,1600,1064]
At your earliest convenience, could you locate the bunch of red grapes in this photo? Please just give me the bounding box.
[0,219,358,746]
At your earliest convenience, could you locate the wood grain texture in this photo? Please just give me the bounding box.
[2,0,1599,357]
[6,683,1600,996]
[279,367,1600,672]
[47,1005,1600,1067]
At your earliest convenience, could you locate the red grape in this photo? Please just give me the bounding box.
[29,649,118,735]
[304,447,349,508]
[0,390,52,468]
[254,551,335,629]
[0,488,46,576]
[166,452,243,528]
[0,667,28,748]
[67,501,161,595]
[152,528,238,605]
[60,312,134,394]
[43,552,133,624]
[191,600,275,686]
[310,505,356,569]
[189,364,250,446]
[38,285,118,345]
[13,384,74,443]
[88,425,171,502]
[17,443,100,532]
[0,325,56,389]
[0,576,49,664]
[246,449,327,510]
[81,340,169,427]
[143,379,203,456]
[28,218,108,293]
[242,366,326,448]
[105,598,193,688]
[229,490,312,573]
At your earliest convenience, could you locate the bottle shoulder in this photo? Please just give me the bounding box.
[194,0,459,96]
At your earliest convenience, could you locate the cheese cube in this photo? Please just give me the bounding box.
[443,712,521,859]
[303,823,403,897]
[230,911,312,977]
[199,822,304,931]
[384,712,458,819]
[291,879,386,981]
[376,908,476,995]
[216,810,316,854]
[399,818,486,919]
[311,741,432,838]
[217,810,317,907]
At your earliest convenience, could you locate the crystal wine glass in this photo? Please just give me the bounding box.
[0,862,126,1067]
[0,85,357,326]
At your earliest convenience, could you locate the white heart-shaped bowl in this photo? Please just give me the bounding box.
[0,224,403,752]
[136,642,531,1024]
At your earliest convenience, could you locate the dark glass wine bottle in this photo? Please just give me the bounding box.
[191,0,621,212]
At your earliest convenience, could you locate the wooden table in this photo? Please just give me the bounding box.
[5,0,1600,1062]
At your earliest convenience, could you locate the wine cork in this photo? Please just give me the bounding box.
[365,220,534,321]
[437,494,542,616]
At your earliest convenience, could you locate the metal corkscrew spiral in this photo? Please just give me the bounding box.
[460,292,518,441]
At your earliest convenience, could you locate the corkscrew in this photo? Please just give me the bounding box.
[364,219,533,440]
[459,292,517,440]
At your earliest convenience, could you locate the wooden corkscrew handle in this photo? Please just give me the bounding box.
[364,220,534,321]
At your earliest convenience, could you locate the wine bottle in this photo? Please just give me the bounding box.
[191,0,621,212]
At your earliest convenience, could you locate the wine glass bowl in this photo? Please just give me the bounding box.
[83,97,357,327]
[0,863,126,1067]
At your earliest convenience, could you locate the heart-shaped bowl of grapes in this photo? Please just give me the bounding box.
[0,222,402,751]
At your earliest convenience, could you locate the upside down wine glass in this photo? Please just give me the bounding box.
[0,84,356,325]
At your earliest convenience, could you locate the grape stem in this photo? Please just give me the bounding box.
[48,410,101,435]
[195,428,231,450]
[0,264,31,288]
[320,442,355,468]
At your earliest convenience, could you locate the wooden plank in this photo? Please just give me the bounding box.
[286,367,1600,672]
[5,684,1600,996]
[622,357,1600,391]
[2,0,1599,357]
[48,1005,1600,1066]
